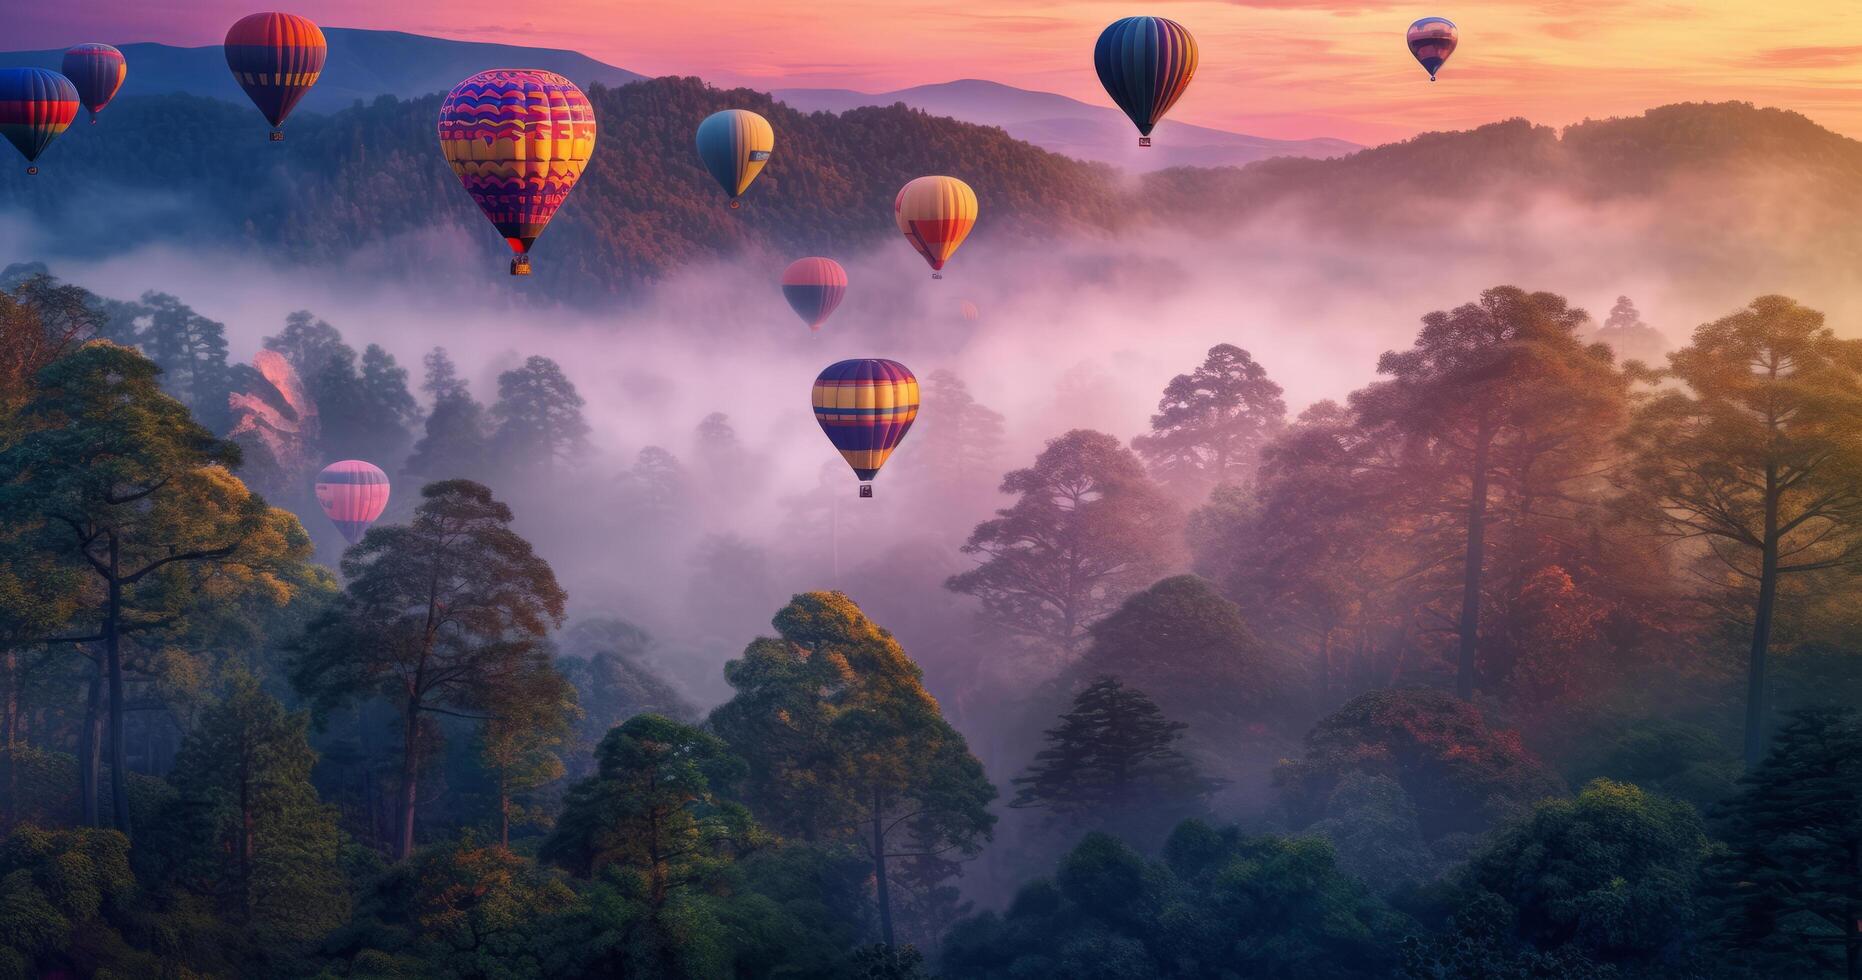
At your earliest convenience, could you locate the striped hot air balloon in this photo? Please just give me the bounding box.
[695,109,774,208]
[0,69,79,175]
[224,12,327,140]
[781,257,848,331]
[1094,16,1198,147]
[61,44,126,123]
[438,69,597,276]
[894,176,977,279]
[1407,18,1459,81]
[813,359,918,495]
[314,460,390,545]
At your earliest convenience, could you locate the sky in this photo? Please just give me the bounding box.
[12,1,1862,145]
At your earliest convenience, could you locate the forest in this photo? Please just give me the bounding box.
[5,235,1862,980]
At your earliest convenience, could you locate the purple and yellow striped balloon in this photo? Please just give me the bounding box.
[61,44,126,123]
[0,68,79,174]
[438,69,597,276]
[813,359,918,491]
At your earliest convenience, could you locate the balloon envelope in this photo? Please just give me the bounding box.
[224,12,326,131]
[438,69,597,262]
[61,44,126,122]
[315,460,390,545]
[782,257,848,330]
[1407,17,1458,80]
[960,300,979,321]
[894,176,977,274]
[0,69,78,171]
[695,109,774,203]
[813,359,919,482]
[1094,16,1197,141]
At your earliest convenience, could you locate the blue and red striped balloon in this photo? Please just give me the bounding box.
[812,359,918,490]
[0,68,79,174]
[782,257,848,331]
[315,460,390,545]
[224,11,327,139]
[1093,16,1198,147]
[61,44,126,124]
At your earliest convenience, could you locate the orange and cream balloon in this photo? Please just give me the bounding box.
[894,176,977,279]
[314,460,390,545]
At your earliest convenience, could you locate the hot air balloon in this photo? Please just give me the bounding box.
[695,109,774,208]
[813,359,918,496]
[61,44,126,123]
[894,176,977,279]
[1407,18,1458,81]
[782,257,848,331]
[314,460,390,545]
[0,69,78,175]
[224,12,326,140]
[438,70,597,276]
[960,300,979,321]
[1094,16,1197,147]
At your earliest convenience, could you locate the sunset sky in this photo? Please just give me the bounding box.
[13,1,1862,145]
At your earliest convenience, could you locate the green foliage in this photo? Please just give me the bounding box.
[1012,676,1219,848]
[149,673,349,954]
[490,356,591,476]
[1277,688,1564,841]
[1463,779,1710,970]
[1132,343,1287,501]
[1572,719,1741,814]
[1309,772,1440,895]
[1709,708,1862,978]
[940,822,1405,979]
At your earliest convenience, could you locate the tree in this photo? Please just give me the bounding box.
[1710,707,1862,979]
[291,479,571,859]
[1353,286,1627,699]
[1464,779,1709,971]
[480,660,575,848]
[0,342,315,836]
[356,343,422,462]
[1131,343,1287,501]
[492,355,590,476]
[154,673,349,949]
[946,430,1182,663]
[1012,676,1219,846]
[1619,295,1862,766]
[910,369,1006,510]
[708,592,996,946]
[1276,688,1563,842]
[1593,295,1670,367]
[133,292,233,431]
[0,270,99,413]
[263,310,348,385]
[405,347,491,481]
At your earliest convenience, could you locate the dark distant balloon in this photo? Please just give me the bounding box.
[224,11,327,139]
[0,69,79,174]
[813,359,918,492]
[437,69,597,276]
[1407,17,1458,81]
[782,257,848,331]
[1094,16,1198,147]
[894,176,977,278]
[61,44,126,123]
[695,109,774,208]
[315,460,390,545]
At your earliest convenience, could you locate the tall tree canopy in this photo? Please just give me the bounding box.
[1619,295,1862,765]
[292,479,571,859]
[1131,343,1287,501]
[947,430,1182,664]
[492,356,591,477]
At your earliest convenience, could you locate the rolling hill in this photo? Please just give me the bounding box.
[773,79,1358,171]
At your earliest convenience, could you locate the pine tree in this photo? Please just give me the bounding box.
[1711,707,1862,979]
[134,291,233,431]
[1012,676,1219,844]
[157,673,349,948]
[264,311,348,385]
[1131,344,1286,501]
[913,370,1006,507]
[491,355,590,476]
[357,343,421,461]
[406,348,490,481]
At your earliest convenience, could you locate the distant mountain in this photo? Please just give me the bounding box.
[0,28,645,116]
[774,79,1359,171]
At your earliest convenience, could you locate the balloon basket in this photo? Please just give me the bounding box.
[859,484,874,498]
[510,256,532,276]
[1138,136,1152,147]
[25,166,37,176]
[269,130,284,142]
[931,272,943,280]
[728,200,741,210]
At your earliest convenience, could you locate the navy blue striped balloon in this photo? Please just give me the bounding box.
[1093,17,1199,146]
